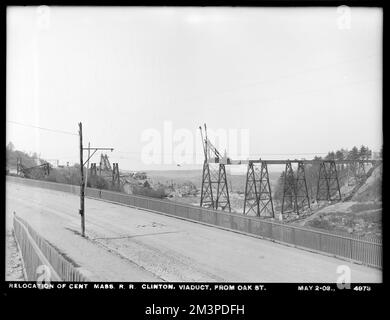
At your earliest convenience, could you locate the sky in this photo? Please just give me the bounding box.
[6,6,383,171]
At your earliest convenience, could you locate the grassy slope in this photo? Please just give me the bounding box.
[303,165,382,239]
[147,166,382,239]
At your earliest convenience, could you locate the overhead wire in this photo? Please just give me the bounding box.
[7,120,78,136]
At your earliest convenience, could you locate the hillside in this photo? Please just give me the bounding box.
[145,168,281,213]
[6,145,40,171]
[146,169,202,186]
[352,164,382,202]
[302,164,382,239]
[6,143,382,239]
[147,169,281,192]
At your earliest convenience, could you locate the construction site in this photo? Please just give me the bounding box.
[6,131,383,282]
[6,6,382,285]
[6,121,383,284]
[9,123,382,242]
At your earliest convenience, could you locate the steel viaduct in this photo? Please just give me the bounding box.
[198,124,382,219]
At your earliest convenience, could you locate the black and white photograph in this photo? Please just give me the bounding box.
[4,3,383,298]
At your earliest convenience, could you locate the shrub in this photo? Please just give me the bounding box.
[132,185,166,199]
[307,219,334,230]
[87,175,108,189]
[350,202,382,213]
[46,169,67,184]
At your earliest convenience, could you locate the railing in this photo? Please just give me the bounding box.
[7,175,382,269]
[13,213,90,281]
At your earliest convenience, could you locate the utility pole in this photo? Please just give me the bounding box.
[78,122,114,237]
[79,122,85,237]
[85,142,90,190]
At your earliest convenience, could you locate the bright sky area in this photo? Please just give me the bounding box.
[7,6,382,171]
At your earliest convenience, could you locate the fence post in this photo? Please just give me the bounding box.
[350,238,353,259]
[292,226,296,245]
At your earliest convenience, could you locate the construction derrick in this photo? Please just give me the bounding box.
[198,125,381,216]
[326,161,342,201]
[99,154,112,175]
[316,162,328,200]
[89,163,97,176]
[200,161,215,209]
[295,161,310,213]
[112,163,120,186]
[199,124,230,212]
[243,163,259,215]
[316,161,341,202]
[94,154,121,187]
[244,162,274,217]
[258,162,274,217]
[216,164,230,210]
[281,161,297,214]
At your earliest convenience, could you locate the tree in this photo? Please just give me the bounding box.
[32,152,39,165]
[325,151,335,160]
[359,145,368,160]
[348,146,359,160]
[341,148,349,160]
[335,150,345,171]
[335,150,344,161]
[6,141,15,152]
[366,148,372,160]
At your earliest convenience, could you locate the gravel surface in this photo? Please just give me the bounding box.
[6,229,25,281]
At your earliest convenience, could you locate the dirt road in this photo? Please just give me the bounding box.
[6,181,381,282]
